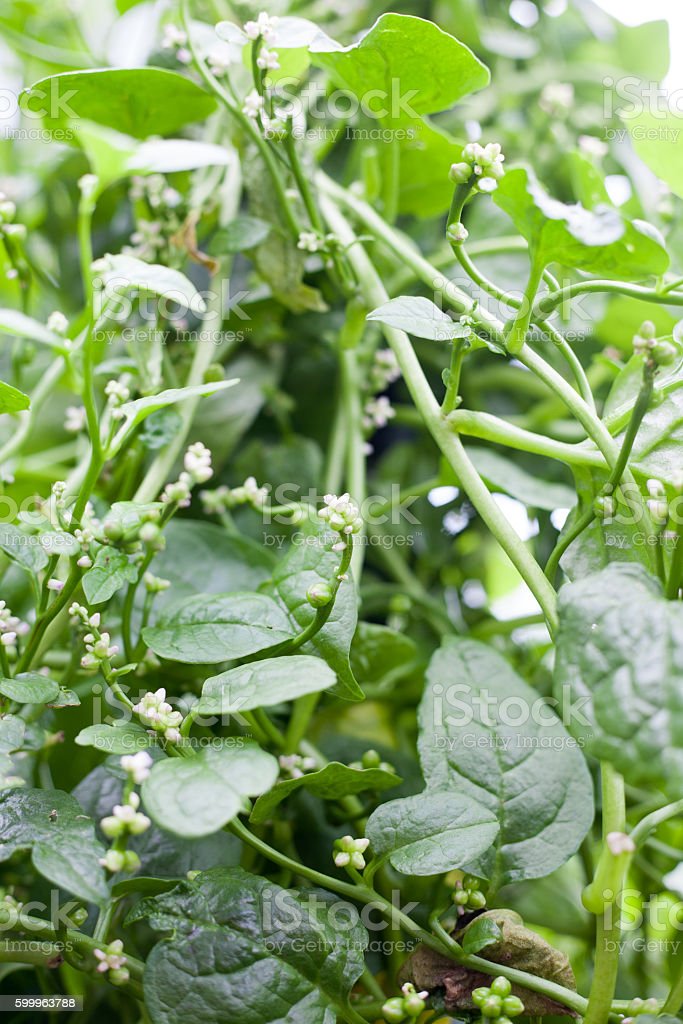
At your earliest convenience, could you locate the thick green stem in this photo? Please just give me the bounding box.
[583,764,626,1024]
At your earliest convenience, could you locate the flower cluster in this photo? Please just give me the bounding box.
[244,11,279,43]
[279,754,317,779]
[333,835,369,870]
[452,872,487,914]
[449,142,505,193]
[161,24,191,64]
[471,976,524,1023]
[318,493,363,536]
[362,395,395,432]
[104,379,130,419]
[93,940,129,985]
[132,688,183,743]
[382,983,429,1022]
[100,791,150,840]
[0,600,29,648]
[633,320,677,366]
[349,748,395,774]
[79,625,119,669]
[47,311,68,335]
[121,750,153,784]
[64,405,87,433]
[162,442,213,508]
[369,349,401,392]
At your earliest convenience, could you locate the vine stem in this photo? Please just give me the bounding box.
[319,193,559,633]
[318,170,652,530]
[583,764,626,1024]
[448,409,605,468]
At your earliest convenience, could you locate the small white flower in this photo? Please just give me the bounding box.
[93,939,127,974]
[47,311,68,335]
[78,174,98,197]
[297,231,323,253]
[184,442,213,484]
[362,396,395,431]
[161,24,187,49]
[333,835,370,871]
[256,47,280,71]
[77,555,92,569]
[1,632,16,647]
[242,89,264,119]
[121,751,153,784]
[578,135,608,158]
[539,81,574,113]
[100,800,151,838]
[176,47,192,65]
[477,177,498,193]
[47,579,64,592]
[318,493,363,535]
[446,221,468,244]
[606,831,635,856]
[244,12,279,43]
[64,405,86,433]
[104,379,130,406]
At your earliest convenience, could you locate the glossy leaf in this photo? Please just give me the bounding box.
[198,655,336,716]
[418,638,594,886]
[366,790,499,876]
[141,743,279,837]
[82,545,138,605]
[0,673,60,704]
[368,296,465,342]
[251,761,401,824]
[142,592,294,663]
[0,789,107,904]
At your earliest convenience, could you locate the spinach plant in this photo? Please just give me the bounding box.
[1,2,683,1023]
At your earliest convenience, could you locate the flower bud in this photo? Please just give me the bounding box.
[449,162,472,184]
[502,995,525,1017]
[382,997,406,1023]
[446,221,468,244]
[481,995,503,1017]
[490,978,511,998]
[306,582,333,608]
[638,320,657,340]
[652,340,677,366]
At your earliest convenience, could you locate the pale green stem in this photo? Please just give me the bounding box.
[320,193,559,633]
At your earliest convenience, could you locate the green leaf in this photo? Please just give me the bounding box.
[23,68,217,138]
[210,216,272,254]
[494,167,669,279]
[0,380,30,415]
[366,790,499,876]
[141,743,278,838]
[75,721,155,755]
[368,296,465,342]
[82,546,138,605]
[116,380,238,432]
[350,622,418,687]
[630,110,683,200]
[0,715,25,753]
[465,447,576,511]
[268,530,362,700]
[0,789,107,904]
[418,638,594,886]
[149,520,276,610]
[251,762,401,824]
[460,915,503,954]
[142,592,294,664]
[95,253,207,313]
[0,673,60,704]
[77,121,237,191]
[399,121,464,218]
[134,867,367,1024]
[0,524,49,573]
[555,563,683,795]
[0,309,66,350]
[310,14,489,124]
[199,655,336,716]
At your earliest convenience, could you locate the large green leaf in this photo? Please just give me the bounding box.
[0,673,60,704]
[368,296,466,342]
[494,168,668,279]
[418,638,594,887]
[251,762,401,824]
[148,520,276,611]
[366,790,499,876]
[23,68,217,138]
[141,743,278,838]
[555,563,683,795]
[0,789,107,904]
[310,14,489,124]
[94,254,206,313]
[399,120,464,218]
[82,545,138,605]
[133,867,367,1024]
[142,592,294,663]
[198,655,336,717]
[630,110,683,200]
[75,721,156,755]
[0,524,49,573]
[268,530,362,700]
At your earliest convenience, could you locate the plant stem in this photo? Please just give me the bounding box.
[583,763,625,1024]
[320,193,559,633]
[448,409,605,469]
